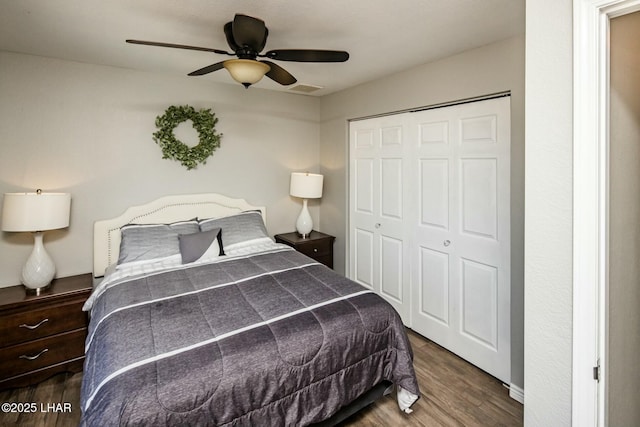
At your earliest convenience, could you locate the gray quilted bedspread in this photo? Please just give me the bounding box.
[80,249,419,426]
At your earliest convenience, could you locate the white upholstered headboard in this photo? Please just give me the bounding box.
[93,193,266,278]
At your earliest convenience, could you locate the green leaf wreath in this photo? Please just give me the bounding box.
[153,105,222,170]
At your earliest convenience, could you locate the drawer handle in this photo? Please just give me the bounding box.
[313,248,318,253]
[19,348,49,361]
[19,318,49,330]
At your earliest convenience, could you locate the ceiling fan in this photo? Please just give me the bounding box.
[126,14,350,88]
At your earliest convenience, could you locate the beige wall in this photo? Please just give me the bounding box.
[609,11,640,427]
[524,0,574,424]
[0,51,321,286]
[318,36,525,389]
[2,33,532,401]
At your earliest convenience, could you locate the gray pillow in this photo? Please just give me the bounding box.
[117,219,199,265]
[199,211,269,250]
[179,228,224,264]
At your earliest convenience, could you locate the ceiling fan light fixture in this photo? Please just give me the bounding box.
[223,59,270,88]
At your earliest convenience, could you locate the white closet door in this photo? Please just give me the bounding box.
[349,116,410,322]
[349,96,511,384]
[410,97,511,383]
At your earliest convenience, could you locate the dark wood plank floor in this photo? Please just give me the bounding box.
[341,330,523,426]
[0,329,522,426]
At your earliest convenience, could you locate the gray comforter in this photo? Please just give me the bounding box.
[81,248,419,426]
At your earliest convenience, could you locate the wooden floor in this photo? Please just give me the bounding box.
[0,330,522,426]
[341,330,523,426]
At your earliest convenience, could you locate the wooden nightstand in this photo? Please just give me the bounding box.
[0,273,92,390]
[275,231,336,269]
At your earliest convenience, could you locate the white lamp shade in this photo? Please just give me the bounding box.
[2,192,71,232]
[223,59,271,87]
[290,173,323,199]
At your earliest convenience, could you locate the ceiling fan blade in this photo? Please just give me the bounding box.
[232,14,268,52]
[261,61,297,86]
[126,39,232,55]
[263,49,349,62]
[188,61,226,76]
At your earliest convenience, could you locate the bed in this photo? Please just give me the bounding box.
[80,193,419,426]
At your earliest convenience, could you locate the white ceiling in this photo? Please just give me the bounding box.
[0,0,525,96]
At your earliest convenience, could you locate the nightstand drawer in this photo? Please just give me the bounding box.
[274,231,335,269]
[295,240,332,258]
[0,299,87,347]
[0,329,86,379]
[312,254,333,267]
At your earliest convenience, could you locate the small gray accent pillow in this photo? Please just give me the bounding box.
[179,228,224,264]
[118,219,199,265]
[199,211,269,250]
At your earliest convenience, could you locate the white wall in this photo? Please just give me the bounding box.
[524,0,574,424]
[319,36,525,389]
[0,51,321,286]
[609,11,640,427]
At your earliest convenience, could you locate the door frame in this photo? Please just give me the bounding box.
[573,1,640,425]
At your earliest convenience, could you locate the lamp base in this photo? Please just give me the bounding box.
[21,231,56,293]
[24,283,52,296]
[295,199,313,239]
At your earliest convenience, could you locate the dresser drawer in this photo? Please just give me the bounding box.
[0,299,87,347]
[0,329,86,380]
[296,240,332,258]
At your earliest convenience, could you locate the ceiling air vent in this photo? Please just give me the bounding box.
[288,84,323,94]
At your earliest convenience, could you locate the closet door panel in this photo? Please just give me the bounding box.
[377,118,409,319]
[411,107,458,349]
[379,155,405,305]
[380,235,404,303]
[419,120,450,147]
[349,96,510,383]
[460,114,497,145]
[380,158,403,220]
[460,257,499,350]
[418,247,450,325]
[354,228,374,289]
[410,97,511,383]
[460,158,498,240]
[350,117,409,321]
[381,125,402,148]
[351,124,380,295]
[420,159,449,230]
[354,158,375,215]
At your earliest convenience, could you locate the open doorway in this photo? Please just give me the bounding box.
[573,1,640,426]
[608,10,640,426]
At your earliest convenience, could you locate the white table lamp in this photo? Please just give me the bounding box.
[1,190,71,294]
[290,172,323,238]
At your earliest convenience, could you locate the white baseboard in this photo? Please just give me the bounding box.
[509,383,524,404]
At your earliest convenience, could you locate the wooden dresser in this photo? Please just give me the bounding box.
[0,273,92,390]
[274,231,336,269]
